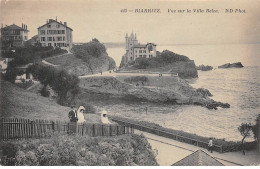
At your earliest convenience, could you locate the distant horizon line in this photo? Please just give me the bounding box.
[74,41,260,46]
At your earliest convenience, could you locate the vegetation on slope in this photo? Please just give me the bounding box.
[1,133,158,166]
[4,45,67,83]
[0,79,100,122]
[120,50,198,78]
[27,64,80,105]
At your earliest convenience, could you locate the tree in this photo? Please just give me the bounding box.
[238,123,253,155]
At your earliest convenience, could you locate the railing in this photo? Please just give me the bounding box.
[0,118,132,141]
[110,117,223,153]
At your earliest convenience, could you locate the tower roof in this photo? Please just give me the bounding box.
[172,150,224,166]
[129,32,135,39]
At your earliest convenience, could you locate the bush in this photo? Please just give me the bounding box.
[72,39,107,61]
[27,64,80,105]
[132,50,190,69]
[0,132,158,166]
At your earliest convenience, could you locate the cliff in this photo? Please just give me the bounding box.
[218,62,244,68]
[79,76,230,110]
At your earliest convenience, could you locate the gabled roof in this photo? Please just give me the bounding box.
[38,20,73,31]
[133,42,157,48]
[172,150,224,166]
[133,44,147,48]
[1,24,29,32]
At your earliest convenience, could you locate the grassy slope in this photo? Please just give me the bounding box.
[0,79,100,123]
[45,53,112,76]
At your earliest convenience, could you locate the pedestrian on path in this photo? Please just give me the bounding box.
[208,138,213,153]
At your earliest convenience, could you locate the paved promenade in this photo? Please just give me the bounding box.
[134,130,259,166]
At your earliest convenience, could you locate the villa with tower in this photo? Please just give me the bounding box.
[124,32,157,64]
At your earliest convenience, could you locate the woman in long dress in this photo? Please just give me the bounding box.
[77,106,86,123]
[101,110,112,124]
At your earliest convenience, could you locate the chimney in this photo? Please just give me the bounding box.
[26,25,27,30]
[64,22,67,26]
[22,23,24,29]
[46,19,48,24]
[56,16,57,21]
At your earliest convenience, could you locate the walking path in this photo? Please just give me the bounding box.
[42,60,60,67]
[25,81,40,91]
[134,130,259,166]
[79,70,174,79]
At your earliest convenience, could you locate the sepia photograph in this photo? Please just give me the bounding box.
[0,0,259,166]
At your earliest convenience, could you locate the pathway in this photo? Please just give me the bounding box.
[134,130,259,166]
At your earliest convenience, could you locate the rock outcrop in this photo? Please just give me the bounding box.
[79,76,230,110]
[218,62,244,68]
[196,65,213,71]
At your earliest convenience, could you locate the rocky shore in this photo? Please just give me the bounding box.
[218,62,244,68]
[79,76,230,110]
[196,65,213,71]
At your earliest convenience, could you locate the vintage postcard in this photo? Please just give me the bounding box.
[0,0,259,166]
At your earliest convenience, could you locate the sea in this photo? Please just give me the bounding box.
[92,44,260,141]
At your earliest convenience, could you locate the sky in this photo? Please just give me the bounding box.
[1,0,260,45]
[1,0,260,66]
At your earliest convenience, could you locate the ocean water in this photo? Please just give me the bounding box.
[99,44,260,141]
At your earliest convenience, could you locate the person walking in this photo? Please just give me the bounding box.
[68,104,78,133]
[208,138,213,153]
[68,105,78,122]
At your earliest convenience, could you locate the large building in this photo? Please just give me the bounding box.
[124,32,156,63]
[0,24,29,48]
[38,18,73,50]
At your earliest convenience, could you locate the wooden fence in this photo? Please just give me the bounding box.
[110,117,223,153]
[0,118,133,141]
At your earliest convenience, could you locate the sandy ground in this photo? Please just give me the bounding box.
[134,130,260,166]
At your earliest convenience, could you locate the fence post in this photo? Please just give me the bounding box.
[220,145,223,153]
[52,121,55,131]
[101,125,104,136]
[92,124,95,137]
[116,125,119,136]
[0,118,3,141]
[110,125,112,136]
[30,120,34,138]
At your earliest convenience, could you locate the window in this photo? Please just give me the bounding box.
[53,37,55,41]
[56,25,60,28]
[47,25,51,28]
[62,30,65,34]
[139,55,142,57]
[24,36,27,40]
[139,50,142,53]
[40,30,45,35]
[48,43,51,46]
[143,50,146,53]
[41,37,46,41]
[48,37,52,41]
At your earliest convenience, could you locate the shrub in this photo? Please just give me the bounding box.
[0,133,157,166]
[27,64,80,106]
[132,50,190,69]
